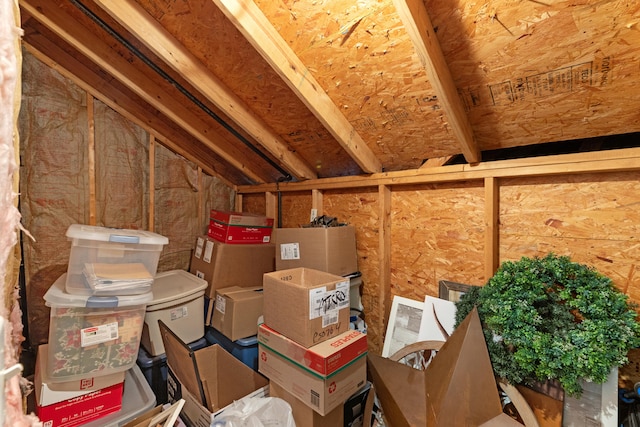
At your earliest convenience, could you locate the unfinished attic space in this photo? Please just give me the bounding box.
[1,0,639,425]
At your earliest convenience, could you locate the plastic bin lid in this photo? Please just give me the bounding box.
[82,365,156,427]
[66,224,169,245]
[147,270,207,306]
[44,274,153,308]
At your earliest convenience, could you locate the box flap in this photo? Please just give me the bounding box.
[159,320,208,408]
[194,345,268,411]
[218,286,263,300]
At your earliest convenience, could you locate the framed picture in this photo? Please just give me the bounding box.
[438,280,475,303]
[382,296,424,357]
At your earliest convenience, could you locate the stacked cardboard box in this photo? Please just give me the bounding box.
[189,234,274,327]
[259,267,368,424]
[207,210,274,245]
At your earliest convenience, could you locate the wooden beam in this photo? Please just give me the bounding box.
[20,0,269,184]
[237,147,640,193]
[92,0,317,182]
[420,155,455,169]
[213,0,383,174]
[378,184,392,344]
[149,134,156,231]
[311,189,323,218]
[392,0,480,164]
[265,192,278,226]
[484,177,499,281]
[87,93,96,225]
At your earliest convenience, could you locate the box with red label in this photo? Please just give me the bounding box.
[258,341,367,415]
[34,344,125,407]
[258,324,367,376]
[208,210,274,244]
[35,345,124,427]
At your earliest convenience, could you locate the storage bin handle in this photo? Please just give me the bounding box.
[109,234,140,244]
[86,296,119,308]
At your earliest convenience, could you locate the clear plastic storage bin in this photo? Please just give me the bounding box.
[44,274,152,383]
[65,224,168,296]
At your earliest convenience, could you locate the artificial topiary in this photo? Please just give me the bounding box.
[455,253,640,396]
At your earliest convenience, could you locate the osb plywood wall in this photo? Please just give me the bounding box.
[19,50,234,348]
[264,171,640,354]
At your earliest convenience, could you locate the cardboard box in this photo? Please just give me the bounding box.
[160,320,269,427]
[258,342,367,416]
[269,381,343,427]
[258,324,367,376]
[189,235,275,299]
[263,268,350,348]
[274,226,358,276]
[35,344,125,407]
[212,286,264,341]
[208,210,274,244]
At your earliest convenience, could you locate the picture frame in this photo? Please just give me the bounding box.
[438,280,475,303]
[381,296,425,357]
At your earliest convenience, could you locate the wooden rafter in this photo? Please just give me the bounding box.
[392,0,480,164]
[213,0,383,174]
[20,0,270,184]
[92,0,318,182]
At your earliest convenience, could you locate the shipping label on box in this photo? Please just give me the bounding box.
[258,325,367,377]
[263,268,350,348]
[258,343,367,416]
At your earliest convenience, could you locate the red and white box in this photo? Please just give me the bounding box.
[207,210,274,244]
[35,344,124,427]
[257,324,367,376]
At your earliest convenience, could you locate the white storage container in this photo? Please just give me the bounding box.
[140,269,207,356]
[44,274,152,383]
[65,224,168,296]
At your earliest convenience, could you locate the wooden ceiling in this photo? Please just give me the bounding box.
[19,0,640,186]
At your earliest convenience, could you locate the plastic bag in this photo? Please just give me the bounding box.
[211,396,296,427]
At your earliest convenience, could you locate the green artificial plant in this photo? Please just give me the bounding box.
[455,253,640,396]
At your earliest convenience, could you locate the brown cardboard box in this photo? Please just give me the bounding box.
[263,268,351,348]
[269,381,343,427]
[273,226,358,276]
[211,286,263,341]
[189,235,275,298]
[159,321,268,427]
[258,342,367,416]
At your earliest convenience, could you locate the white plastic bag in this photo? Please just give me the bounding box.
[211,396,296,427]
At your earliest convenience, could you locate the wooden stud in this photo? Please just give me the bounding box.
[87,93,96,225]
[484,177,500,281]
[149,134,155,231]
[312,189,323,219]
[379,184,392,341]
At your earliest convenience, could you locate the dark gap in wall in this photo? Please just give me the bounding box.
[447,132,640,164]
